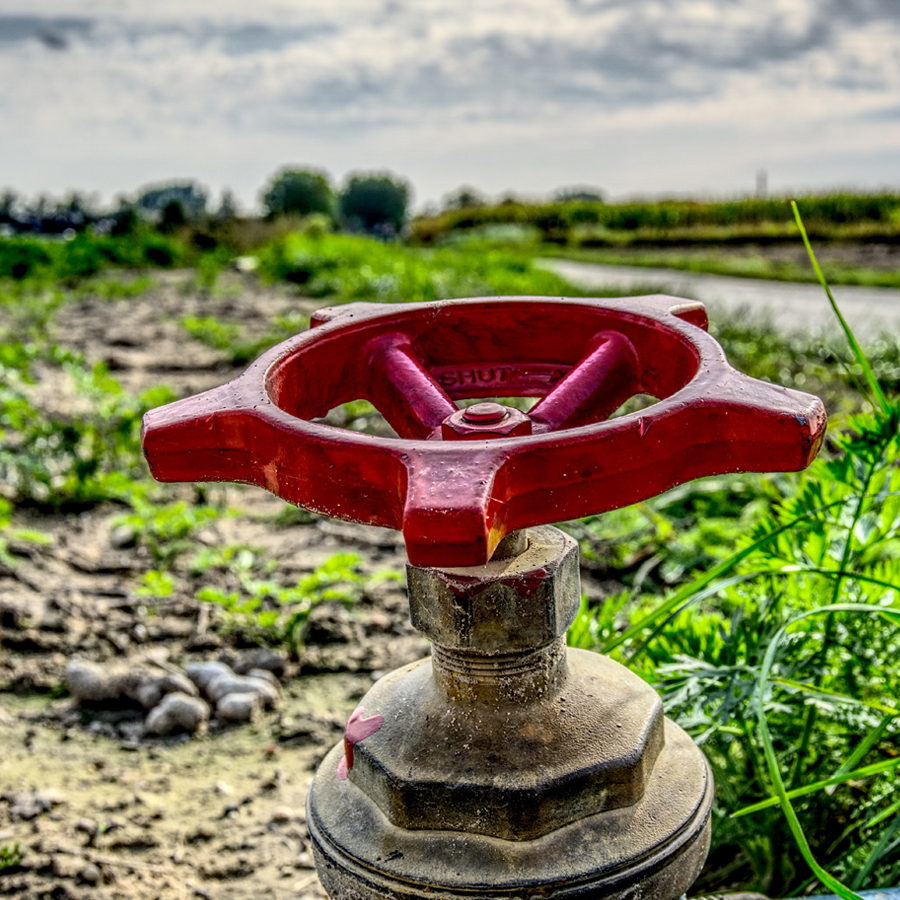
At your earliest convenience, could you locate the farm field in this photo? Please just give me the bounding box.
[0,215,898,900]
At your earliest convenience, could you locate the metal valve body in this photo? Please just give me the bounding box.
[140,295,827,900]
[308,527,712,900]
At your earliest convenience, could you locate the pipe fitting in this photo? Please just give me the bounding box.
[308,526,713,900]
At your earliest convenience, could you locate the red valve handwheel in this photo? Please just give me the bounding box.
[141,295,826,567]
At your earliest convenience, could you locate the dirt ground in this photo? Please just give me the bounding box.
[0,272,442,900]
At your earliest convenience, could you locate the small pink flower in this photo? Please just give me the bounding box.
[336,706,385,780]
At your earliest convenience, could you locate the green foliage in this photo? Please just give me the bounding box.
[180,310,309,365]
[136,569,176,598]
[256,231,602,302]
[0,342,174,508]
[0,240,51,279]
[115,500,221,567]
[339,173,410,236]
[0,843,24,872]
[416,192,900,245]
[196,551,382,650]
[262,168,335,219]
[0,231,189,287]
[567,225,900,897]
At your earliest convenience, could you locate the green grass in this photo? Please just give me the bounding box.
[1,210,899,895]
[566,213,900,897]
[413,192,900,246]
[255,230,604,302]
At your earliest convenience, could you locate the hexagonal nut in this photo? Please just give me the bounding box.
[406,526,580,653]
[440,403,533,440]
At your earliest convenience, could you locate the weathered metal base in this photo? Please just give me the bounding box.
[307,651,712,900]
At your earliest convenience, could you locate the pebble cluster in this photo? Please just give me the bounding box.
[65,650,285,736]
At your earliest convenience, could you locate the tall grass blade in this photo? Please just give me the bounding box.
[600,498,846,655]
[755,602,896,900]
[834,714,897,778]
[791,201,890,414]
[865,795,900,830]
[731,755,900,818]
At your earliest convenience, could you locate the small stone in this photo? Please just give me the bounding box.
[144,692,209,736]
[66,660,123,702]
[79,863,102,884]
[128,672,198,710]
[76,818,97,833]
[216,692,262,724]
[271,806,293,823]
[34,789,66,808]
[53,855,87,878]
[109,523,137,549]
[206,673,280,708]
[214,782,233,795]
[185,661,233,693]
[246,668,279,687]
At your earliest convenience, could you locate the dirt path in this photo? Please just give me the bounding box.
[0,272,431,900]
[0,270,625,900]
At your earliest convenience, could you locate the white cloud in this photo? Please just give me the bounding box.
[0,0,898,205]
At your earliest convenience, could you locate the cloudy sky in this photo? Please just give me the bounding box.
[1,0,899,210]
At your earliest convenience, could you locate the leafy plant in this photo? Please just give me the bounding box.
[114,500,221,567]
[0,843,23,872]
[0,343,172,508]
[196,552,397,650]
[136,569,176,598]
[567,205,900,896]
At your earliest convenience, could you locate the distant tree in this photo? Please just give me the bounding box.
[57,192,94,230]
[110,200,138,236]
[159,200,187,233]
[0,190,19,226]
[262,169,334,219]
[443,186,486,211]
[554,186,605,203]
[339,173,410,236]
[136,181,208,222]
[215,188,239,222]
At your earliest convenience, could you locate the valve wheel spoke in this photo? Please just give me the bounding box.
[529,330,640,433]
[363,331,457,439]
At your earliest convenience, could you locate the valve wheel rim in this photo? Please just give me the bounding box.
[141,294,827,567]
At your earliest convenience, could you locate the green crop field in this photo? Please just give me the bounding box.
[1,198,899,898]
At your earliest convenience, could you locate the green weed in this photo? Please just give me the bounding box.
[0,343,172,508]
[181,310,310,365]
[114,500,221,567]
[196,552,382,650]
[567,207,900,896]
[0,843,23,872]
[135,569,176,598]
[255,231,604,303]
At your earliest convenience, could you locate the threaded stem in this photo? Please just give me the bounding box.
[430,637,567,702]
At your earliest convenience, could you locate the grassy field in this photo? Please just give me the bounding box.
[0,221,899,898]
